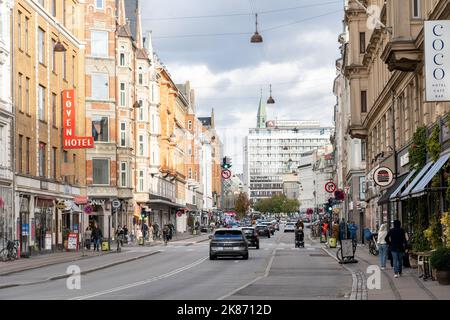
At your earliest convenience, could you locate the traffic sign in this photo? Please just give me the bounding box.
[111,199,121,209]
[221,169,232,180]
[325,181,337,193]
[84,205,93,214]
[56,201,66,210]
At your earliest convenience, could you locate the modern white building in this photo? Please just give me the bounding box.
[243,100,333,201]
[0,0,14,248]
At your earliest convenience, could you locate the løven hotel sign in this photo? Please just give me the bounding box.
[425,21,450,102]
[63,90,94,149]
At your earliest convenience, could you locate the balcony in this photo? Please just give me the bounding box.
[381,40,422,72]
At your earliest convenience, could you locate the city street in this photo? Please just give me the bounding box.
[0,227,352,300]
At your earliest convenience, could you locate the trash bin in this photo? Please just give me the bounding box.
[139,237,144,245]
[101,240,109,251]
[329,238,337,248]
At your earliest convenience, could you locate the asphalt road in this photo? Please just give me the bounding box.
[0,227,352,300]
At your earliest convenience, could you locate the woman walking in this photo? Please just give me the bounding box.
[84,227,92,250]
[148,223,154,243]
[377,223,388,270]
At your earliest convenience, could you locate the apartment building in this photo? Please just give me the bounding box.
[14,0,86,255]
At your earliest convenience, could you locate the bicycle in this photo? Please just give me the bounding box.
[0,240,19,262]
[368,234,379,256]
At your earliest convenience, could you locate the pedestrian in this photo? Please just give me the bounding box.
[377,223,388,270]
[115,226,124,251]
[339,218,346,241]
[332,220,339,240]
[296,219,304,230]
[163,224,170,245]
[84,227,92,250]
[123,225,128,243]
[142,222,149,240]
[149,223,154,242]
[348,221,358,242]
[322,220,329,242]
[385,220,408,278]
[153,223,159,240]
[92,225,102,252]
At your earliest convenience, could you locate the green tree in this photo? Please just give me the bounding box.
[409,126,427,170]
[235,192,250,219]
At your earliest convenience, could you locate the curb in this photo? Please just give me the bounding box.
[0,250,115,277]
[321,246,359,300]
[0,250,161,290]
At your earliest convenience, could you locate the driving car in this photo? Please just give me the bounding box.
[209,229,249,260]
[241,227,260,249]
[284,222,296,232]
[260,222,275,235]
[255,225,271,238]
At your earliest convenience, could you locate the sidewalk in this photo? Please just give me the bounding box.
[0,232,210,277]
[319,238,450,300]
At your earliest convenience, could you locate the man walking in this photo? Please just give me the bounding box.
[92,225,102,252]
[339,218,347,241]
[385,220,408,278]
[348,221,358,242]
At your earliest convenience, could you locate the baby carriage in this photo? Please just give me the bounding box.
[295,228,305,248]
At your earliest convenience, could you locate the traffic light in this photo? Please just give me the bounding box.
[222,157,232,169]
[326,198,333,213]
[141,208,147,219]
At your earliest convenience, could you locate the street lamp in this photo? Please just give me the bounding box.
[250,13,263,43]
[54,40,67,53]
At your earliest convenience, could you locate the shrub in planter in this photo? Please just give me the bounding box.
[430,247,450,285]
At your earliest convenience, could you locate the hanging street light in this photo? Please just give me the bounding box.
[267,84,275,104]
[250,13,263,43]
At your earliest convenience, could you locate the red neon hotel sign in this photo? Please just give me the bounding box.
[62,89,94,149]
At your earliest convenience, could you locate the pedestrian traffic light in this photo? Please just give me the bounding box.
[222,157,232,169]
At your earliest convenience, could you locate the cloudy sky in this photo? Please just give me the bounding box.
[141,0,344,172]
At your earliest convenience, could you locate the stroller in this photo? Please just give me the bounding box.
[295,228,305,248]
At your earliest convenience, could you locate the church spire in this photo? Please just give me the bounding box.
[118,0,126,26]
[135,0,143,48]
[256,89,266,128]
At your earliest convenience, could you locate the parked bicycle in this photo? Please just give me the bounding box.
[0,239,19,262]
[364,228,379,256]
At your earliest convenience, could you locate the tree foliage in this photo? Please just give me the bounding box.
[253,194,300,214]
[409,126,427,170]
[234,192,250,219]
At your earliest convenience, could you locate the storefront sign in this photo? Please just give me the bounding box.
[111,199,121,209]
[67,233,78,250]
[62,89,94,149]
[425,21,450,101]
[56,201,66,210]
[400,152,410,167]
[89,199,106,206]
[373,167,394,187]
[74,196,88,205]
[22,224,29,236]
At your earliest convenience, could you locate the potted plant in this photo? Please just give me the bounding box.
[62,228,70,250]
[430,247,450,285]
[441,212,450,248]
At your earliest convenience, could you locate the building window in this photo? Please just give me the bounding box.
[38,85,46,121]
[18,73,22,112]
[62,0,66,26]
[38,28,45,64]
[120,122,126,147]
[25,77,30,114]
[18,11,22,50]
[360,90,367,113]
[359,32,366,54]
[412,0,420,18]
[51,39,56,72]
[92,159,109,185]
[72,55,76,86]
[138,73,143,85]
[91,30,108,57]
[52,147,57,179]
[120,53,125,66]
[95,0,104,9]
[139,135,144,156]
[188,168,192,179]
[18,134,23,173]
[361,140,366,161]
[120,83,126,106]
[63,151,68,163]
[52,0,57,17]
[92,116,109,142]
[25,17,29,53]
[138,170,144,192]
[52,93,57,127]
[120,162,127,187]
[62,51,67,80]
[26,137,30,174]
[39,142,46,177]
[138,100,144,120]
[91,73,109,100]
[188,120,192,130]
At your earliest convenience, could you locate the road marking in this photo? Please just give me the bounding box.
[69,256,208,300]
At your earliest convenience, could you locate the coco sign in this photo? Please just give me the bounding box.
[63,90,94,149]
[425,21,450,101]
[373,167,394,187]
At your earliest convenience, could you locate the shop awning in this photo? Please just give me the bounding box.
[400,161,434,200]
[410,152,450,197]
[378,172,414,205]
[389,169,417,201]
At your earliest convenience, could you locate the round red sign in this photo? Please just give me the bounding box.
[221,169,232,180]
[325,181,337,193]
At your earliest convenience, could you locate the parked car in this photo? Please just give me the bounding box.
[241,227,260,249]
[255,225,271,238]
[284,222,296,232]
[209,229,249,260]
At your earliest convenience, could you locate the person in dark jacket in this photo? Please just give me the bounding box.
[339,218,347,241]
[385,220,407,278]
[92,226,103,252]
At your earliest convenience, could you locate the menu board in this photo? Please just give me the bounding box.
[68,233,78,250]
[341,239,354,258]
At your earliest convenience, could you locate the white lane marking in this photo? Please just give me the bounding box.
[218,248,277,300]
[69,256,208,300]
